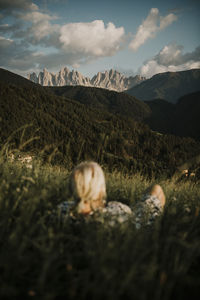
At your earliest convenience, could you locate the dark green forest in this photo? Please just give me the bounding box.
[49,85,200,140]
[1,68,200,300]
[0,68,200,177]
[145,91,200,140]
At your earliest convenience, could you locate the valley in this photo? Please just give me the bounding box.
[1,67,200,178]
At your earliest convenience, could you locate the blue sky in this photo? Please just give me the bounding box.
[0,0,199,78]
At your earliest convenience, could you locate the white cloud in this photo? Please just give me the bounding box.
[29,21,60,42]
[22,11,57,23]
[18,10,60,41]
[155,43,200,66]
[159,13,177,30]
[60,20,125,58]
[139,44,200,78]
[3,1,197,78]
[0,1,59,43]
[0,1,125,69]
[129,8,177,51]
[0,15,126,72]
[155,44,183,66]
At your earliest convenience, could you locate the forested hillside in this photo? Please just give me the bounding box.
[174,91,200,140]
[145,91,200,140]
[1,68,200,177]
[49,85,151,121]
[49,85,200,140]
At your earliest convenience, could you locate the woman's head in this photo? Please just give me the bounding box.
[70,161,106,214]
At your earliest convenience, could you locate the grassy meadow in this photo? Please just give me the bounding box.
[0,147,200,300]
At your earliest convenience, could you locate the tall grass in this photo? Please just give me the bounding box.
[0,148,200,299]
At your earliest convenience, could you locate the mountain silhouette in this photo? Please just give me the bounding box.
[127,69,200,104]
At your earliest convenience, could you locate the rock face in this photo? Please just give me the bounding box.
[27,68,146,91]
[27,67,91,87]
[91,69,145,91]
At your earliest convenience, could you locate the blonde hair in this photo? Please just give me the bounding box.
[70,161,106,213]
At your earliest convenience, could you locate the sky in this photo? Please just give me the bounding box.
[0,0,199,78]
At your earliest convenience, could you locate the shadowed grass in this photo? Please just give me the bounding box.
[0,150,200,299]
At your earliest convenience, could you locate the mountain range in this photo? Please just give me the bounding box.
[127,69,200,103]
[27,68,146,92]
[2,67,200,139]
[1,67,200,176]
[1,67,200,177]
[28,68,200,105]
[48,85,200,140]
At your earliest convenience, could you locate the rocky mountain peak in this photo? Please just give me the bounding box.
[61,66,70,72]
[27,67,146,91]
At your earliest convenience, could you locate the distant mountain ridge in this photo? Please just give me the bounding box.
[49,85,151,121]
[126,69,200,103]
[27,68,146,92]
[1,68,200,141]
[49,85,200,140]
[1,67,200,177]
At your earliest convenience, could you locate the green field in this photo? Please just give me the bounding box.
[0,147,200,300]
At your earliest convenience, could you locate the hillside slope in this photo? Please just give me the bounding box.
[144,99,175,133]
[1,68,200,177]
[0,68,39,87]
[49,85,151,121]
[144,91,200,140]
[50,85,200,140]
[174,91,200,140]
[126,69,200,103]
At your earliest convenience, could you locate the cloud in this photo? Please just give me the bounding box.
[0,23,22,33]
[3,1,196,79]
[0,0,125,71]
[0,36,38,70]
[0,35,14,49]
[129,8,177,51]
[159,13,177,30]
[0,0,38,13]
[0,33,102,73]
[19,11,60,42]
[59,20,125,58]
[139,43,200,78]
[0,2,61,46]
[22,11,57,23]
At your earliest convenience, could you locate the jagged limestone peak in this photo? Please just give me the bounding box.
[28,67,146,90]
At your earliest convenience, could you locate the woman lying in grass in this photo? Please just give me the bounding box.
[59,161,166,227]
